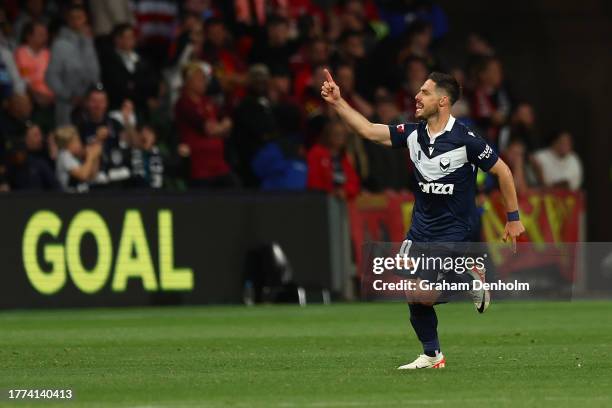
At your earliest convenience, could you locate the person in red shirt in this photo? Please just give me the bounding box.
[174,62,237,188]
[306,119,360,199]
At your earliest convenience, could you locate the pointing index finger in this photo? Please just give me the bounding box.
[324,68,335,85]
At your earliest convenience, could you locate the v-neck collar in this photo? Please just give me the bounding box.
[425,115,456,143]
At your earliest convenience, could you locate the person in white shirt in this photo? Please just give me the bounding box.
[532,130,582,191]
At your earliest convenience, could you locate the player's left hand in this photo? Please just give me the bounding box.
[503,220,525,253]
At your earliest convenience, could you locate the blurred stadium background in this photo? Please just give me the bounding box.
[0,0,610,307]
[0,1,611,406]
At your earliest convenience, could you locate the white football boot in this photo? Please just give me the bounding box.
[398,353,446,369]
[467,267,490,313]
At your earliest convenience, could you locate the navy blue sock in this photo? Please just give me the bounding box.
[408,303,440,357]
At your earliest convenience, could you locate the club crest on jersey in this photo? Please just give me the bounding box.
[396,124,405,133]
[439,157,451,172]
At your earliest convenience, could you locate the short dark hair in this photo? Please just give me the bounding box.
[428,72,461,105]
[111,23,133,40]
[20,21,44,44]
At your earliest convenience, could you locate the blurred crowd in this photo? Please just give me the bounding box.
[0,0,583,195]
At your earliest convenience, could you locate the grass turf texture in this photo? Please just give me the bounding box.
[1,301,611,408]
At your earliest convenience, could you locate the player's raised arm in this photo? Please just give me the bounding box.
[320,69,392,146]
[488,158,526,252]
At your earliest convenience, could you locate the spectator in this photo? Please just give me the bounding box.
[498,102,538,152]
[251,138,307,191]
[292,37,330,102]
[448,68,473,127]
[466,33,495,58]
[364,89,411,191]
[333,30,367,67]
[131,0,178,66]
[269,65,302,143]
[397,20,436,69]
[46,5,100,126]
[334,63,373,118]
[0,37,27,101]
[14,21,54,107]
[249,14,301,73]
[469,56,511,144]
[167,20,206,108]
[74,84,132,188]
[100,23,158,113]
[23,123,54,164]
[129,124,165,189]
[174,62,235,188]
[5,138,58,191]
[306,119,360,200]
[201,18,246,100]
[54,125,102,192]
[396,56,429,121]
[299,65,329,145]
[330,0,378,45]
[532,131,583,191]
[89,0,133,38]
[230,64,278,187]
[500,137,535,195]
[0,93,33,149]
[12,0,50,44]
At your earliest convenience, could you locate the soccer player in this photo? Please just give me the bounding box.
[321,69,525,369]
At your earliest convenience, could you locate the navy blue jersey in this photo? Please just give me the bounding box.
[389,116,498,242]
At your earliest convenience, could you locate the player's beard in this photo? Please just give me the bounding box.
[415,104,438,121]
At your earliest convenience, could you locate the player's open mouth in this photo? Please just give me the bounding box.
[416,102,424,112]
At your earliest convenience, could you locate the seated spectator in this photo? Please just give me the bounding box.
[100,23,159,114]
[14,21,54,107]
[74,84,132,188]
[5,139,58,191]
[46,5,100,125]
[532,130,583,191]
[174,62,236,189]
[54,125,102,192]
[469,56,511,144]
[307,120,360,200]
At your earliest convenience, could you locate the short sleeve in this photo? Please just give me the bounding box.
[388,123,418,149]
[465,130,499,171]
[60,151,80,172]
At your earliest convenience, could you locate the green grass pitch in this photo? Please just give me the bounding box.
[1,301,611,407]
